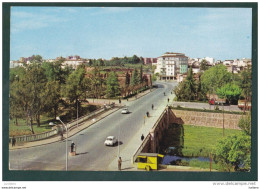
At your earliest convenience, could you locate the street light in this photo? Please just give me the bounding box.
[118,124,120,158]
[56,116,68,171]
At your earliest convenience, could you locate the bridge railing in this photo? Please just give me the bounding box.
[132,108,167,163]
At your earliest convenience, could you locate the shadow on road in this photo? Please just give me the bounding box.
[114,141,123,147]
[121,167,135,171]
[76,152,88,155]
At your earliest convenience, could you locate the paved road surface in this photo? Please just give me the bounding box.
[9,81,178,171]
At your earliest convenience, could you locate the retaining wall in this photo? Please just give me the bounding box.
[172,109,241,130]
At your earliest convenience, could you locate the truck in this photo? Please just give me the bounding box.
[208,98,226,105]
[238,100,251,110]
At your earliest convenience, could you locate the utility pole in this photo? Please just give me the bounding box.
[222,103,225,137]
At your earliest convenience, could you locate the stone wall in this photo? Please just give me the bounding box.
[172,109,241,130]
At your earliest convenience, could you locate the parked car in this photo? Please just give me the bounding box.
[104,136,117,146]
[208,98,226,105]
[121,107,129,114]
[238,100,251,110]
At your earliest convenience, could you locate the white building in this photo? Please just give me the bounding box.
[154,52,188,80]
[10,61,23,68]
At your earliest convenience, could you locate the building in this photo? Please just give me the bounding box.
[143,58,157,65]
[154,52,188,80]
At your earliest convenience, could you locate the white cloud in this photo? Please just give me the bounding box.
[11,10,69,33]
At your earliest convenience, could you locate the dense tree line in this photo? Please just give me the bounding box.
[10,55,148,134]
[88,55,144,67]
[174,64,252,105]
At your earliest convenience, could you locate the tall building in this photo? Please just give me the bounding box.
[154,52,188,80]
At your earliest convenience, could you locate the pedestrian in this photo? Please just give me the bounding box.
[118,157,122,171]
[168,98,169,103]
[164,92,165,96]
[60,132,64,141]
[11,136,16,147]
[141,134,144,141]
[119,98,121,104]
[71,141,75,153]
[152,104,154,110]
[146,111,149,117]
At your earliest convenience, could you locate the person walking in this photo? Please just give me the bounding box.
[152,104,154,110]
[60,132,64,141]
[11,136,16,147]
[168,98,169,103]
[118,157,122,171]
[146,111,149,117]
[141,134,144,141]
[71,141,75,153]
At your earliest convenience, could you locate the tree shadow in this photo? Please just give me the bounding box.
[159,123,184,156]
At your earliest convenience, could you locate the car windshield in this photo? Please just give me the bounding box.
[123,108,128,110]
[107,138,113,141]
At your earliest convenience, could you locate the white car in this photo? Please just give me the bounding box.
[121,107,129,114]
[104,136,118,146]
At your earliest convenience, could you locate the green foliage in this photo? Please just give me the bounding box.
[173,67,196,101]
[216,83,242,104]
[238,112,251,136]
[89,67,105,98]
[181,125,242,158]
[106,72,120,98]
[239,67,252,101]
[62,67,88,104]
[214,134,251,172]
[201,64,232,94]
[130,68,139,87]
[125,71,130,86]
[200,59,209,71]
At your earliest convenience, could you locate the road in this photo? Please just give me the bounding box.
[172,101,242,112]
[9,81,178,171]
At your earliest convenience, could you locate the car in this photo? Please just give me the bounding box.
[104,136,118,146]
[121,107,129,114]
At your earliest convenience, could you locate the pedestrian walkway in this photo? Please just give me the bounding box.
[9,88,155,150]
[107,90,175,171]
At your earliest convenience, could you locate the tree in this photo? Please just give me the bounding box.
[200,59,209,71]
[125,72,130,86]
[43,81,61,120]
[106,72,120,98]
[239,67,252,113]
[89,67,104,98]
[238,112,251,136]
[21,63,48,133]
[130,69,139,86]
[139,65,143,84]
[216,83,242,104]
[62,67,88,115]
[201,64,232,95]
[184,67,196,101]
[9,80,24,126]
[214,134,251,172]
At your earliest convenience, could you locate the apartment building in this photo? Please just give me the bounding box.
[154,52,188,80]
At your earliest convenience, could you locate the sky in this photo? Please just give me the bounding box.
[10,6,252,61]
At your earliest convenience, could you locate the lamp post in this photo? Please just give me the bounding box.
[56,116,68,171]
[118,124,120,158]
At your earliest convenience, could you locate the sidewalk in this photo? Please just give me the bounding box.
[9,107,120,150]
[107,91,175,171]
[86,88,155,106]
[9,88,155,150]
